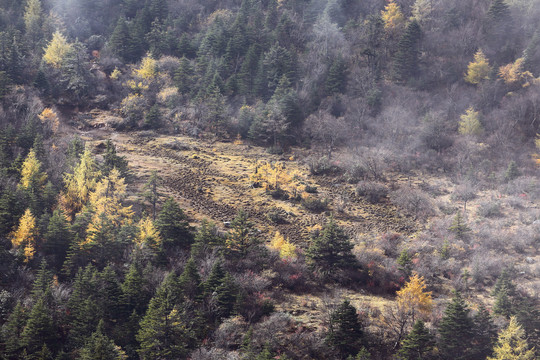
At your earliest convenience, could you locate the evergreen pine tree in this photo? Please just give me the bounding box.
[438,291,474,360]
[392,20,422,83]
[102,140,129,179]
[325,57,347,95]
[121,263,148,316]
[397,249,413,278]
[31,260,53,301]
[136,272,194,359]
[174,56,193,94]
[471,304,497,359]
[326,300,363,357]
[448,212,470,239]
[306,216,357,273]
[214,272,237,320]
[20,297,55,356]
[155,197,193,249]
[191,219,223,258]
[98,265,123,327]
[109,17,138,63]
[178,258,202,301]
[225,209,258,258]
[79,320,127,360]
[43,210,72,271]
[2,302,27,359]
[398,320,434,360]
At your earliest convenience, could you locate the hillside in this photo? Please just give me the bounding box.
[0,0,540,359]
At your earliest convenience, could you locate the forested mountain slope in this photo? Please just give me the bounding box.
[0,0,539,359]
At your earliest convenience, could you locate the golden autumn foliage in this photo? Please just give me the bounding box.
[60,149,100,220]
[43,31,73,68]
[459,107,483,136]
[465,50,492,84]
[110,67,122,80]
[11,209,37,262]
[19,148,47,191]
[487,317,535,360]
[250,161,303,197]
[136,217,161,249]
[83,168,133,247]
[498,57,534,86]
[396,273,433,320]
[269,231,297,259]
[381,1,405,36]
[134,56,158,80]
[38,108,60,133]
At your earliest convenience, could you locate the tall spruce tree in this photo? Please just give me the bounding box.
[79,320,127,360]
[438,291,474,360]
[156,197,193,249]
[398,320,434,360]
[306,216,357,273]
[392,20,422,83]
[326,300,363,357]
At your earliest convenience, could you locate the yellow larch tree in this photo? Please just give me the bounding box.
[396,273,433,322]
[11,209,37,262]
[60,149,100,220]
[83,168,133,247]
[459,107,483,136]
[134,56,158,80]
[19,148,47,191]
[498,57,534,86]
[465,50,492,84]
[43,31,73,68]
[488,317,535,360]
[136,217,161,249]
[250,161,303,198]
[269,231,297,259]
[38,108,60,133]
[381,1,405,37]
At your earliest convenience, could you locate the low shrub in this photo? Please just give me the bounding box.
[356,181,389,203]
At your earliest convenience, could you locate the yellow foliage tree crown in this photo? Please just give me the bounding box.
[459,106,483,136]
[381,1,405,35]
[137,217,162,249]
[11,208,37,262]
[135,56,158,80]
[465,50,492,84]
[396,273,433,319]
[19,148,47,191]
[43,31,73,68]
[269,231,297,259]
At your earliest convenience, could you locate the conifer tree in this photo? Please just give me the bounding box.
[397,249,413,278]
[488,317,535,360]
[121,263,148,316]
[178,258,202,301]
[398,320,434,360]
[213,272,237,320]
[448,212,470,239]
[458,107,483,136]
[225,209,258,258]
[20,297,55,356]
[79,320,127,360]
[2,302,27,359]
[325,57,347,95]
[102,140,129,179]
[392,20,422,83]
[31,260,53,300]
[471,304,497,359]
[191,219,223,258]
[174,57,193,94]
[60,148,100,221]
[438,291,474,360]
[306,216,357,273]
[156,197,192,249]
[43,31,73,69]
[109,17,138,63]
[43,210,72,270]
[98,265,123,327]
[137,272,194,359]
[19,148,47,194]
[326,300,363,357]
[465,50,492,84]
[11,208,38,263]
